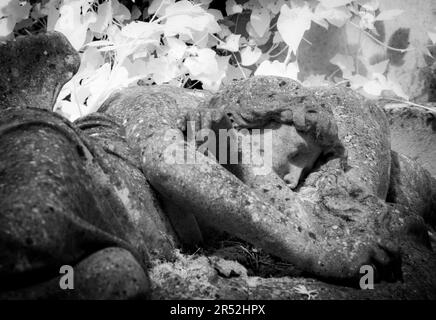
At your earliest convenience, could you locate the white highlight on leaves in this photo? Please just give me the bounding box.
[217,33,240,52]
[277,3,313,54]
[250,7,270,38]
[255,60,299,81]
[225,0,242,15]
[240,46,262,66]
[330,53,355,78]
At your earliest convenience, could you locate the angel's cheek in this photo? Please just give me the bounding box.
[268,123,301,175]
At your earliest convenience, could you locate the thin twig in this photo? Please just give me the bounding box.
[269,21,277,31]
[302,37,312,46]
[327,67,341,81]
[348,21,434,54]
[382,98,436,112]
[269,44,289,58]
[187,80,200,89]
[283,46,292,65]
[334,80,350,87]
[232,52,247,79]
[150,0,165,23]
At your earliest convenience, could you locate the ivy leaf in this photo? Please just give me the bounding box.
[218,24,232,39]
[367,59,389,75]
[250,7,270,38]
[77,47,104,75]
[82,58,146,115]
[185,49,229,90]
[1,0,31,22]
[360,73,408,100]
[277,4,313,54]
[164,15,195,38]
[348,74,369,90]
[361,0,380,11]
[0,0,31,38]
[163,1,220,40]
[193,30,211,48]
[363,78,383,96]
[375,9,403,21]
[184,47,218,77]
[256,0,283,15]
[314,5,351,28]
[318,0,352,8]
[112,0,130,22]
[293,285,319,300]
[246,21,271,46]
[217,33,240,52]
[31,3,47,21]
[54,0,97,50]
[385,74,408,100]
[203,54,230,91]
[225,0,242,15]
[272,31,282,43]
[166,36,187,61]
[148,0,174,17]
[254,60,299,80]
[208,8,223,21]
[147,56,181,84]
[90,1,112,35]
[330,53,355,78]
[41,0,60,31]
[109,22,160,63]
[359,11,376,30]
[312,17,329,29]
[87,62,128,112]
[416,43,433,58]
[240,45,262,66]
[131,5,142,20]
[194,0,213,9]
[122,21,162,40]
[164,0,203,16]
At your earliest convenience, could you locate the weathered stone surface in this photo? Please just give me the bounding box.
[0,247,150,299]
[150,253,249,300]
[69,247,151,300]
[0,107,149,292]
[98,77,403,285]
[388,151,436,227]
[385,103,436,177]
[74,113,178,259]
[0,32,80,111]
[213,77,391,199]
[99,86,210,247]
[207,77,399,283]
[149,239,436,300]
[315,87,392,199]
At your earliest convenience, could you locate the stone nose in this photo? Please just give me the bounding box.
[283,165,304,189]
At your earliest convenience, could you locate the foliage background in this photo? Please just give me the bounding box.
[1,0,435,120]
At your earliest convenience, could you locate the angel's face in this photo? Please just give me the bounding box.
[265,121,322,189]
